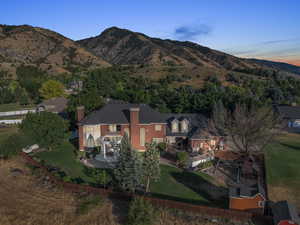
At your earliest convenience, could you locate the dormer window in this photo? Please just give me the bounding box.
[180,119,189,133]
[171,119,179,133]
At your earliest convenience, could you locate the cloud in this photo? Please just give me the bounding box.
[174,24,212,41]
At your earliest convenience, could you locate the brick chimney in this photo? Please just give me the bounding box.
[129,107,140,149]
[77,106,85,121]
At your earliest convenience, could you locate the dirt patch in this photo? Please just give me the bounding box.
[268,185,300,209]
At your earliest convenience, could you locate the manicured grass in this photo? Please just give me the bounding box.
[0,103,35,112]
[35,142,94,183]
[151,165,228,207]
[35,143,227,207]
[265,133,300,207]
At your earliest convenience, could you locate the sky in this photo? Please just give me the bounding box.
[1,0,300,66]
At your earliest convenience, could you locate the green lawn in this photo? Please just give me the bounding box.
[151,165,228,207]
[35,142,94,183]
[0,103,35,112]
[265,133,300,208]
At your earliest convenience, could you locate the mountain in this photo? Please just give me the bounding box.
[0,25,110,75]
[78,27,263,70]
[246,58,300,75]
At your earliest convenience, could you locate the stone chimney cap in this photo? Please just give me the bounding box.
[77,106,85,110]
[130,107,140,111]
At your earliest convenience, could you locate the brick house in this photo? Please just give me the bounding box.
[77,101,223,152]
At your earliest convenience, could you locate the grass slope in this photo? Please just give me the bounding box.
[266,133,300,208]
[35,142,93,183]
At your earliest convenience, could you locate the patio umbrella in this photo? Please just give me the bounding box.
[86,134,95,149]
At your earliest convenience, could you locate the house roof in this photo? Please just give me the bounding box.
[79,101,167,125]
[37,97,68,113]
[163,113,207,138]
[272,201,300,225]
[80,101,209,139]
[277,105,300,119]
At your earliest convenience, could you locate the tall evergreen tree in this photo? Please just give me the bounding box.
[143,142,160,193]
[114,133,142,193]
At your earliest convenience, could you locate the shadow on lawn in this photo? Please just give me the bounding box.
[278,142,300,151]
[170,171,229,208]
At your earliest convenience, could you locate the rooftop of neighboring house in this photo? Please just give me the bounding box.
[37,97,68,114]
[272,201,300,225]
[78,100,208,138]
[276,105,300,119]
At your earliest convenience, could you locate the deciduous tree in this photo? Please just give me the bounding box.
[39,80,65,100]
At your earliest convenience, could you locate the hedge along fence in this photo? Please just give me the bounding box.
[20,152,254,222]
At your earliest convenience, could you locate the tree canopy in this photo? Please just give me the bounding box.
[39,80,65,100]
[20,112,68,149]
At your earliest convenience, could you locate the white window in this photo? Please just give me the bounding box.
[155,125,162,131]
[171,120,179,133]
[180,119,189,132]
[109,124,117,132]
[140,128,145,146]
[83,125,101,146]
[153,138,164,144]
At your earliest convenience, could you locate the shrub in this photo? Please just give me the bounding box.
[156,142,166,153]
[0,133,34,159]
[176,152,189,168]
[197,160,213,170]
[127,197,158,225]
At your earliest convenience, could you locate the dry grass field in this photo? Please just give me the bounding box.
[0,157,251,225]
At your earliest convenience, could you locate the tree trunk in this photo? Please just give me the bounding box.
[146,177,150,193]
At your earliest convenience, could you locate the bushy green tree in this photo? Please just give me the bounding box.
[0,133,34,159]
[143,142,160,192]
[20,112,68,149]
[114,133,142,193]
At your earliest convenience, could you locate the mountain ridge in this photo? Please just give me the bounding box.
[0,24,299,78]
[0,24,110,75]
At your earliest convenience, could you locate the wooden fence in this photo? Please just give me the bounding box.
[20,152,265,222]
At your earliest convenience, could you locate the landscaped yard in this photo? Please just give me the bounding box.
[151,165,228,208]
[265,133,300,208]
[35,141,95,183]
[35,143,228,208]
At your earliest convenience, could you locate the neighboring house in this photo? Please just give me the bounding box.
[37,97,68,117]
[276,105,300,131]
[272,201,300,225]
[229,157,266,212]
[77,100,223,152]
